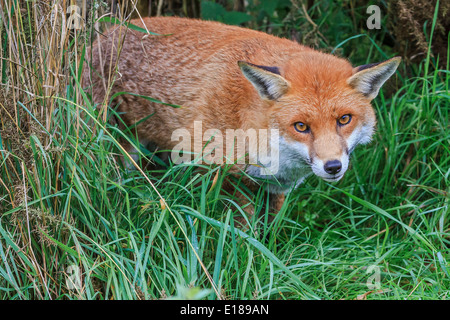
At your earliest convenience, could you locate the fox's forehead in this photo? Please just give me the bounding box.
[278,54,361,119]
[283,53,354,87]
[275,86,370,122]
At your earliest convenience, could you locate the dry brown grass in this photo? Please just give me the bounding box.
[388,0,449,66]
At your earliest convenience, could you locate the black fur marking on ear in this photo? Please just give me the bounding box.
[364,73,384,97]
[245,68,271,98]
[245,62,281,75]
[238,61,287,100]
[257,65,281,75]
[357,61,382,72]
[366,62,398,96]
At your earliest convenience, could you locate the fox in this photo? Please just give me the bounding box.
[83,16,401,223]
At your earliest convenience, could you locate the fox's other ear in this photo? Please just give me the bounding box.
[348,56,401,100]
[238,61,290,100]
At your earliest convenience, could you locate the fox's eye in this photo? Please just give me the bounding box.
[338,114,352,126]
[294,122,310,133]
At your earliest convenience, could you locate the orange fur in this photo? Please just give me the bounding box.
[83,17,400,220]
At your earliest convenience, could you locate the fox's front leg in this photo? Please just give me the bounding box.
[232,189,256,228]
[233,191,286,228]
[269,193,285,214]
[264,193,285,224]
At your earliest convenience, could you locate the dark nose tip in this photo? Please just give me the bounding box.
[324,160,342,175]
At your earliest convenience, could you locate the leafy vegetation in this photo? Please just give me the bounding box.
[0,0,448,300]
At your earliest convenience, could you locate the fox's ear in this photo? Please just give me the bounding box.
[348,57,401,100]
[238,61,290,100]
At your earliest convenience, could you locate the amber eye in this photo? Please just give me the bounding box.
[294,122,310,133]
[338,114,352,126]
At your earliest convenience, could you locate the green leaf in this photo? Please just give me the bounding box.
[201,1,226,21]
[259,0,278,16]
[222,11,253,25]
[201,1,252,25]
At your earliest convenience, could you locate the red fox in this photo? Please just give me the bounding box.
[83,17,400,221]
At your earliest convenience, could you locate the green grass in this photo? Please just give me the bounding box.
[0,1,449,300]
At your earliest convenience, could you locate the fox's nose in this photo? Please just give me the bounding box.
[324,160,342,175]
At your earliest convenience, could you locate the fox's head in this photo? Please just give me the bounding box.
[238,53,400,184]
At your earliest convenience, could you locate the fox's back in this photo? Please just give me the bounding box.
[86,20,308,107]
[124,16,311,71]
